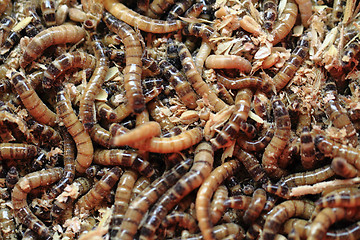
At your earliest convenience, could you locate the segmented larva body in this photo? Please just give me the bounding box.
[24,3,45,37]
[0,27,21,55]
[0,16,15,45]
[11,168,63,239]
[263,200,315,240]
[109,170,138,238]
[326,100,358,146]
[331,156,359,178]
[196,159,242,240]
[129,127,203,153]
[103,0,184,33]
[147,0,175,18]
[139,142,214,239]
[262,98,291,179]
[271,0,298,45]
[210,185,228,224]
[211,88,253,150]
[20,25,86,68]
[43,51,96,88]
[175,223,245,240]
[233,145,270,184]
[116,158,193,240]
[205,55,252,73]
[237,125,275,152]
[5,166,19,189]
[243,188,267,223]
[103,12,145,114]
[89,124,114,148]
[10,71,57,126]
[142,57,161,77]
[56,87,94,173]
[47,128,75,199]
[316,187,360,209]
[184,2,204,18]
[182,23,220,46]
[224,195,252,209]
[166,0,193,20]
[300,126,316,169]
[178,43,228,112]
[40,0,56,26]
[263,0,278,30]
[161,211,198,233]
[159,59,198,109]
[93,149,156,179]
[325,221,360,240]
[0,143,38,161]
[273,32,309,91]
[130,176,151,201]
[51,177,92,219]
[27,119,62,147]
[0,204,16,240]
[76,166,122,212]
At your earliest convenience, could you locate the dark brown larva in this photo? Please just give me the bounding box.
[300,126,316,169]
[0,143,38,161]
[5,166,18,190]
[40,0,56,26]
[263,0,278,30]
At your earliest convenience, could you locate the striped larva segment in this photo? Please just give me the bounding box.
[210,185,228,224]
[79,33,109,130]
[24,3,45,37]
[103,0,184,33]
[56,87,93,173]
[161,211,198,233]
[182,23,220,46]
[166,0,193,20]
[76,166,122,212]
[40,0,56,26]
[130,176,151,202]
[237,125,275,152]
[211,88,253,150]
[224,195,252,210]
[103,12,144,114]
[147,0,176,18]
[43,51,96,88]
[325,221,360,240]
[47,128,75,199]
[244,188,267,223]
[263,200,315,240]
[262,97,291,179]
[20,25,86,68]
[116,158,193,240]
[51,177,92,219]
[159,59,198,109]
[129,127,203,153]
[271,0,298,45]
[314,136,360,170]
[93,149,156,179]
[12,168,63,239]
[0,204,16,240]
[89,124,114,149]
[110,170,138,238]
[205,55,252,73]
[139,142,214,239]
[178,43,228,112]
[273,31,309,91]
[316,187,360,209]
[10,71,57,126]
[0,143,38,161]
[0,16,15,45]
[300,126,316,169]
[5,166,19,189]
[27,119,62,147]
[263,0,278,30]
[295,0,312,27]
[196,159,242,240]
[332,157,359,178]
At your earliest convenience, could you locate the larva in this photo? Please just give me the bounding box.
[237,124,275,152]
[40,0,56,26]
[332,156,359,178]
[0,143,38,161]
[300,126,316,169]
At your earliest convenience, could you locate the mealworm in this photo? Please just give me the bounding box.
[273,31,309,91]
[178,43,228,112]
[159,59,198,109]
[139,142,214,239]
[116,158,193,240]
[93,149,156,179]
[182,23,220,46]
[300,126,316,169]
[210,185,228,225]
[89,124,114,148]
[262,97,290,179]
[20,25,86,68]
[109,169,138,239]
[326,99,358,146]
[211,88,253,150]
[27,119,62,147]
[103,0,184,33]
[147,0,176,18]
[56,87,94,173]
[205,55,252,73]
[40,0,56,26]
[47,128,75,199]
[51,177,92,219]
[0,27,21,55]
[161,211,198,233]
[112,121,161,146]
[24,3,45,37]
[0,143,38,161]
[0,204,16,240]
[216,72,273,96]
[325,221,360,240]
[12,167,63,239]
[243,188,267,223]
[0,16,15,46]
[76,166,122,212]
[263,0,278,30]
[142,56,161,77]
[271,0,298,45]
[316,187,360,209]
[263,200,315,240]
[5,166,18,190]
[43,51,96,89]
[332,156,359,178]
[128,127,203,153]
[10,71,57,126]
[224,195,252,209]
[130,176,151,202]
[233,145,270,184]
[196,159,242,240]
[237,125,275,152]
[184,2,204,18]
[295,0,312,27]
[314,135,360,170]
[195,40,212,74]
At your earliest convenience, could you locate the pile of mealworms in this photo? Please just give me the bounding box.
[1,0,360,239]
